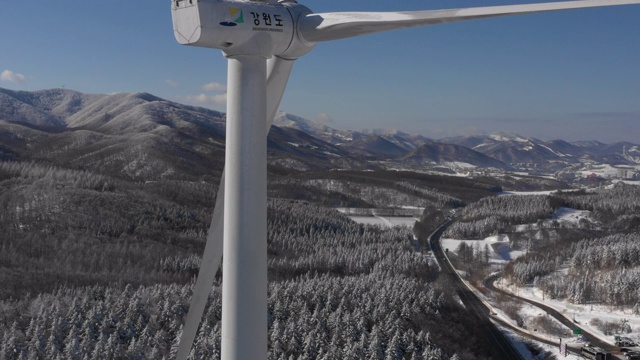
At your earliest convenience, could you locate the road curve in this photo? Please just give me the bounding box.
[484,274,623,358]
[428,220,525,360]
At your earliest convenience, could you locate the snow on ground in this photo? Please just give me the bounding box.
[446,257,573,359]
[539,144,569,158]
[499,190,559,196]
[610,179,640,186]
[581,164,618,178]
[441,235,525,264]
[496,279,640,348]
[337,206,423,228]
[579,164,621,179]
[497,325,584,360]
[399,206,425,210]
[499,189,591,196]
[514,207,593,231]
[348,216,386,226]
[443,161,476,169]
[525,337,583,360]
[347,215,418,228]
[553,207,591,224]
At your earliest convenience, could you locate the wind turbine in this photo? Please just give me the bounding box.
[171,0,640,358]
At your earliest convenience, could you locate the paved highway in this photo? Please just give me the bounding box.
[485,274,625,359]
[430,219,625,359]
[428,220,525,360]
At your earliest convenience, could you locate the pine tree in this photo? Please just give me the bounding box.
[302,328,320,360]
[366,327,384,360]
[90,336,107,360]
[385,330,403,360]
[27,321,46,360]
[2,322,25,360]
[45,331,61,359]
[126,338,144,360]
[63,334,82,360]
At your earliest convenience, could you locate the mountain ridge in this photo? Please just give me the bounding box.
[1,87,638,177]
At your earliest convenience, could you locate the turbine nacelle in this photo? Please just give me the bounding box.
[172,0,640,359]
[173,0,640,59]
[172,0,315,58]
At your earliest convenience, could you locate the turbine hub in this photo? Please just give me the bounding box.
[172,0,315,58]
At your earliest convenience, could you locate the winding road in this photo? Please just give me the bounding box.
[428,220,525,360]
[484,274,624,358]
[428,218,625,359]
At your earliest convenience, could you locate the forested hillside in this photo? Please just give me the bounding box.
[0,200,457,359]
[444,195,553,239]
[270,170,501,209]
[0,161,213,299]
[0,157,510,359]
[2,87,582,359]
[445,182,640,311]
[503,184,640,310]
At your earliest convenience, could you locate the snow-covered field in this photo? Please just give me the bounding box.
[580,164,620,178]
[553,207,591,223]
[514,206,593,231]
[442,202,636,358]
[336,207,421,228]
[580,164,640,179]
[610,179,640,187]
[441,186,640,358]
[347,215,418,228]
[454,247,640,359]
[443,161,476,169]
[496,280,640,350]
[499,190,559,196]
[441,235,525,264]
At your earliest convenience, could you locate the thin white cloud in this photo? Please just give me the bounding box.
[165,79,178,87]
[186,93,227,106]
[315,113,333,125]
[202,82,227,92]
[183,82,227,107]
[1,69,26,84]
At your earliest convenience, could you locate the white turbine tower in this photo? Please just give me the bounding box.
[171,0,640,358]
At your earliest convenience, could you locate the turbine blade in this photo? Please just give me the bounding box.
[267,57,295,127]
[176,171,225,360]
[176,56,294,360]
[300,0,640,43]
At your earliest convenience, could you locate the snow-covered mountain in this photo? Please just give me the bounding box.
[360,128,432,151]
[398,142,511,170]
[571,140,608,149]
[0,89,373,177]
[272,111,507,169]
[441,132,639,170]
[624,145,640,164]
[441,132,569,170]
[273,112,354,144]
[1,88,638,176]
[0,88,98,129]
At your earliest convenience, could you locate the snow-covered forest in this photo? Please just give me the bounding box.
[3,87,640,360]
[444,183,640,310]
[0,161,506,360]
[0,161,215,299]
[269,170,500,209]
[443,195,552,239]
[0,203,449,359]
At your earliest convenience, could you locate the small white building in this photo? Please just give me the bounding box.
[616,166,638,180]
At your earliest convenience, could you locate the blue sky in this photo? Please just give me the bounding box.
[1,0,639,143]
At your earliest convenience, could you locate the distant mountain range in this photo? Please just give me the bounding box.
[440,132,640,170]
[1,87,638,179]
[274,112,640,172]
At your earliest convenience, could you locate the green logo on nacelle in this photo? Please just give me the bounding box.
[220,7,244,27]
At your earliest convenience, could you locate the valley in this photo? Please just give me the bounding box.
[1,87,639,359]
